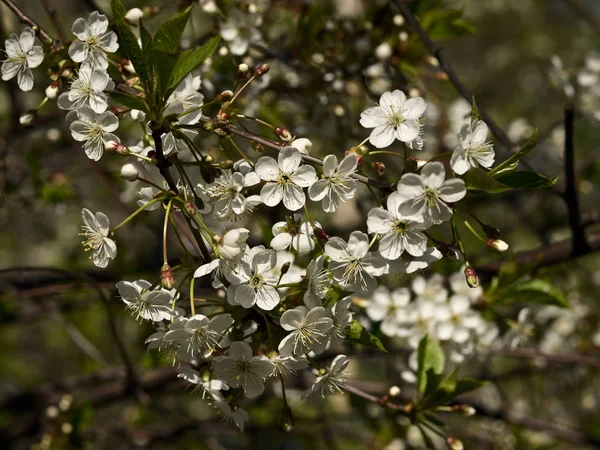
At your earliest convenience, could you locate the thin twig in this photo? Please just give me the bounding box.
[0,0,53,43]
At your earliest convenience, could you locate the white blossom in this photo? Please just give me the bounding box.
[270,355,309,378]
[302,354,349,399]
[325,231,388,292]
[291,137,312,155]
[137,187,161,211]
[255,146,317,211]
[367,191,428,260]
[367,287,411,337]
[80,208,116,268]
[450,120,495,175]
[278,306,333,357]
[303,255,330,308]
[226,247,281,310]
[359,90,426,148]
[58,65,111,113]
[308,154,358,212]
[69,12,118,70]
[163,313,234,358]
[2,27,44,91]
[395,161,466,225]
[212,342,275,398]
[435,295,482,344]
[329,297,353,344]
[116,280,174,322]
[69,106,119,161]
[271,215,317,255]
[220,9,262,55]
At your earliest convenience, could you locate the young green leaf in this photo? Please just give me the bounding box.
[471,96,481,121]
[496,279,568,307]
[107,91,149,113]
[152,5,194,54]
[463,167,510,193]
[494,171,557,190]
[489,129,538,175]
[166,36,220,96]
[347,320,388,353]
[417,335,445,394]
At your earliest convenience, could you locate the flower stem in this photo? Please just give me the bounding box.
[137,177,170,194]
[368,150,406,159]
[163,199,174,264]
[112,197,166,233]
[189,276,196,316]
[227,136,253,166]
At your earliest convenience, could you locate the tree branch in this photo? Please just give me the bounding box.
[151,126,180,193]
[563,104,591,255]
[0,0,53,43]
[40,0,66,42]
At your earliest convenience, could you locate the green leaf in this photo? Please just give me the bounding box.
[166,36,220,95]
[111,0,151,90]
[453,378,487,397]
[347,320,387,353]
[107,90,149,112]
[494,171,558,190]
[489,129,538,175]
[471,96,481,121]
[323,284,352,307]
[497,279,568,307]
[463,167,510,193]
[154,50,181,103]
[153,5,193,54]
[417,336,445,394]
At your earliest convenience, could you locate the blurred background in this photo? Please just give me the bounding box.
[1,0,599,448]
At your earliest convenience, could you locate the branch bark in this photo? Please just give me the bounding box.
[0,0,53,43]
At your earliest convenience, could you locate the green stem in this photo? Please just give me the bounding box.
[163,199,174,264]
[137,177,170,194]
[111,197,166,233]
[189,276,196,316]
[368,150,406,159]
[227,136,253,165]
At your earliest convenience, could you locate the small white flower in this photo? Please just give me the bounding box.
[270,355,309,378]
[69,12,119,70]
[220,9,262,56]
[302,354,349,399]
[116,280,174,322]
[278,306,333,357]
[329,297,353,344]
[303,255,330,308]
[137,187,161,210]
[395,161,466,225]
[435,295,481,343]
[177,366,228,400]
[412,274,448,303]
[163,313,234,358]
[291,137,312,155]
[578,52,600,87]
[124,8,144,26]
[204,170,247,220]
[367,191,428,260]
[58,65,111,113]
[308,154,358,212]
[367,286,411,337]
[219,228,250,261]
[2,27,44,92]
[271,214,317,255]
[359,90,426,148]
[226,248,281,310]
[212,399,249,431]
[325,231,388,292]
[400,246,442,274]
[165,73,204,123]
[69,106,119,161]
[80,208,116,268]
[255,146,317,211]
[212,342,275,398]
[450,120,495,175]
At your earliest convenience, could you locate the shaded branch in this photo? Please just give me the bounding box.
[0,0,53,43]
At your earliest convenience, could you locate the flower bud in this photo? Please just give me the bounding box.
[447,438,464,450]
[161,264,176,289]
[124,7,144,25]
[218,90,234,102]
[275,127,292,142]
[388,386,401,397]
[314,227,330,242]
[185,201,196,215]
[452,404,476,416]
[219,160,234,169]
[482,223,502,240]
[105,141,127,154]
[464,263,479,288]
[375,42,393,61]
[121,59,135,74]
[49,72,59,81]
[61,68,73,79]
[393,14,405,26]
[45,81,59,99]
[217,109,231,121]
[237,63,250,77]
[142,6,160,17]
[120,163,139,181]
[255,63,270,76]
[19,111,35,126]
[291,137,312,155]
[347,145,368,157]
[130,109,146,122]
[374,161,385,176]
[487,238,509,253]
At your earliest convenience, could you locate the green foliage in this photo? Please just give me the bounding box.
[166,37,221,96]
[494,170,557,190]
[415,0,476,40]
[107,90,149,112]
[323,284,352,307]
[471,96,481,121]
[416,335,445,394]
[494,279,568,307]
[152,6,193,54]
[464,167,511,193]
[346,320,387,353]
[489,129,538,175]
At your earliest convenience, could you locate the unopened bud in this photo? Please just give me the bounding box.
[237,63,249,77]
[61,68,73,79]
[130,109,146,122]
[314,227,330,242]
[388,386,401,397]
[447,438,464,450]
[45,81,59,99]
[219,160,234,169]
[452,404,476,416]
[161,264,176,289]
[375,42,393,61]
[120,163,139,181]
[217,109,231,121]
[282,405,294,432]
[204,155,214,164]
[275,127,292,142]
[374,161,386,176]
[280,262,291,277]
[486,238,509,253]
[437,71,449,81]
[291,137,312,155]
[218,90,234,102]
[464,263,479,288]
[124,7,144,25]
[482,223,502,240]
[185,201,196,215]
[19,111,35,126]
[49,72,59,81]
[347,145,368,157]
[142,6,160,17]
[105,141,127,154]
[255,63,270,76]
[121,59,135,74]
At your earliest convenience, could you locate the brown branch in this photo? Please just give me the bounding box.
[479,229,600,275]
[150,126,180,193]
[40,0,66,42]
[195,117,394,191]
[0,0,53,43]
[563,105,591,255]
[341,383,410,413]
